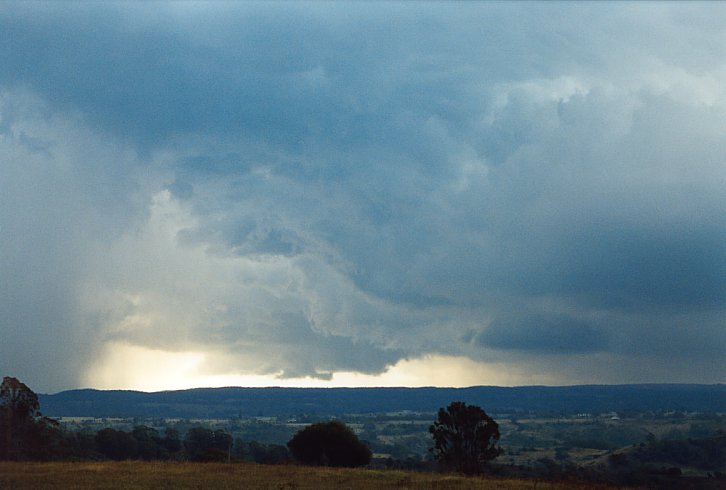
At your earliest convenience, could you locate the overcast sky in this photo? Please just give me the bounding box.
[2,2,725,393]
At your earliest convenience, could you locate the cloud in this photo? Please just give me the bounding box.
[480,315,608,354]
[0,88,151,390]
[1,3,725,392]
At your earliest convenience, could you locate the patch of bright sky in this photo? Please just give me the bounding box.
[83,343,556,392]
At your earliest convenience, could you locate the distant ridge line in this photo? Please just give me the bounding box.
[49,382,725,396]
[38,384,725,418]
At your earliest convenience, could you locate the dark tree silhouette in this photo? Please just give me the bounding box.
[162,427,182,456]
[429,401,501,474]
[95,428,138,460]
[247,441,291,464]
[0,376,62,460]
[184,427,232,462]
[287,420,371,467]
[131,425,164,460]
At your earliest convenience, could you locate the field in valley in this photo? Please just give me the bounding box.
[0,461,633,490]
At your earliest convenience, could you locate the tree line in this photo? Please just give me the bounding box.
[1,376,501,473]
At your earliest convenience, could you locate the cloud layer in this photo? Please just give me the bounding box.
[2,3,725,392]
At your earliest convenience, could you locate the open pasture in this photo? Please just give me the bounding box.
[0,461,631,490]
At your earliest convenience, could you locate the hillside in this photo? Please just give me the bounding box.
[39,384,726,418]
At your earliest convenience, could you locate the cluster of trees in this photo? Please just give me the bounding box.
[0,377,288,463]
[94,426,182,461]
[2,377,502,475]
[92,425,293,464]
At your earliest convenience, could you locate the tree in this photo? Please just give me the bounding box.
[162,427,182,457]
[95,428,138,460]
[183,427,232,462]
[0,376,62,460]
[429,401,501,474]
[131,425,163,460]
[287,420,371,467]
[0,377,41,423]
[247,441,290,464]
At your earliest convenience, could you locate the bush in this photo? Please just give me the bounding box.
[287,420,371,467]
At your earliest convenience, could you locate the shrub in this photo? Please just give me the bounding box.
[287,420,371,467]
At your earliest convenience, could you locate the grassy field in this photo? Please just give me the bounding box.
[0,461,633,489]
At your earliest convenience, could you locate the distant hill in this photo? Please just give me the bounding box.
[38,384,725,419]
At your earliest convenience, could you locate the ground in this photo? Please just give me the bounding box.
[0,461,634,490]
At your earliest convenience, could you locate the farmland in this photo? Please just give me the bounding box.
[54,408,725,477]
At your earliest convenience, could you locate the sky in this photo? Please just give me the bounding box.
[1,2,725,394]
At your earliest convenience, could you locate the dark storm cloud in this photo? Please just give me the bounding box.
[1,4,313,145]
[1,3,462,151]
[2,2,726,391]
[480,315,607,354]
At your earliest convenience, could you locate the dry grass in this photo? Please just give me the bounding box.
[0,461,635,490]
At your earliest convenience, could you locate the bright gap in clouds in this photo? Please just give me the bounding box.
[82,342,556,392]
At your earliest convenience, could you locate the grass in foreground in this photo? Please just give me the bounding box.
[0,461,633,490]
